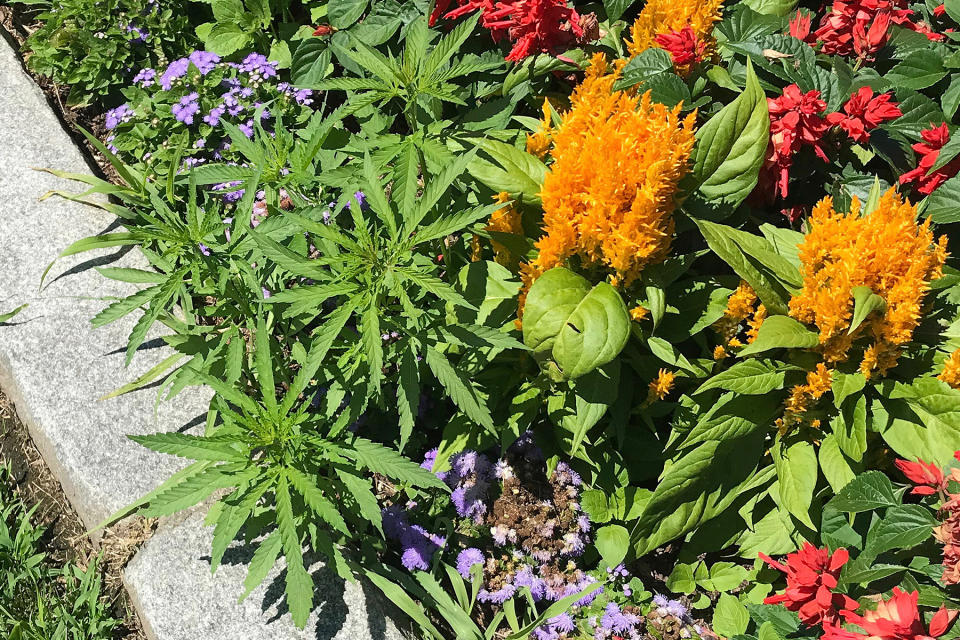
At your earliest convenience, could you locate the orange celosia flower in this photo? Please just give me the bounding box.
[789,189,948,379]
[780,363,832,432]
[626,0,725,75]
[522,53,697,299]
[939,349,960,389]
[485,192,524,267]
[630,305,649,322]
[648,368,675,401]
[526,100,554,158]
[715,281,766,351]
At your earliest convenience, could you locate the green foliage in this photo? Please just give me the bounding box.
[22,0,196,106]
[0,467,120,639]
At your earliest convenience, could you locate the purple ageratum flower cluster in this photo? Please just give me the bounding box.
[652,594,689,621]
[446,450,493,523]
[172,92,200,124]
[533,613,576,640]
[237,53,279,80]
[381,505,445,572]
[456,548,484,579]
[606,564,632,597]
[105,104,134,130]
[133,68,156,87]
[593,603,642,639]
[159,57,190,90]
[188,50,220,75]
[278,82,314,106]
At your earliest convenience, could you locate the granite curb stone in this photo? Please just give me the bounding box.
[0,33,404,640]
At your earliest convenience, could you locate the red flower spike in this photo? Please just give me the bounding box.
[813,0,913,58]
[654,25,709,68]
[935,3,947,16]
[789,10,814,41]
[760,84,829,199]
[895,457,947,495]
[824,588,958,640]
[900,123,960,195]
[759,543,857,627]
[436,0,586,62]
[826,87,902,143]
[312,24,333,36]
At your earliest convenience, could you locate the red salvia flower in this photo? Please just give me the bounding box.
[813,0,912,58]
[434,0,586,62]
[758,543,858,627]
[822,588,957,640]
[934,3,947,16]
[788,10,814,42]
[655,25,709,68]
[900,123,960,195]
[826,87,902,143]
[895,457,947,495]
[312,24,334,36]
[761,84,829,198]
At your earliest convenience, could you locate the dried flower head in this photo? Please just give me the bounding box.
[626,0,725,75]
[523,53,697,295]
[789,189,948,378]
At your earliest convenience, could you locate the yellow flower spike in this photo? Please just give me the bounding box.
[626,0,725,69]
[630,305,649,322]
[939,349,960,389]
[648,368,676,402]
[485,192,524,267]
[789,188,948,378]
[523,53,696,296]
[781,363,832,430]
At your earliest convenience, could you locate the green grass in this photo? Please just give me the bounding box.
[0,465,120,640]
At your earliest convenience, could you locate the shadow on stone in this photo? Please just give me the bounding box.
[45,244,134,287]
[105,336,167,357]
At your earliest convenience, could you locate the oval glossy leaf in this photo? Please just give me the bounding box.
[738,315,819,356]
[689,58,770,209]
[523,268,630,380]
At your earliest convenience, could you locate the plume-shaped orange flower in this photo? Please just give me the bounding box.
[626,0,725,75]
[522,53,696,301]
[789,189,948,378]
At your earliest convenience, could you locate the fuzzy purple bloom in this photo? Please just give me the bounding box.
[478,583,516,604]
[188,50,220,75]
[172,92,200,124]
[456,548,484,579]
[133,68,156,87]
[105,104,134,130]
[160,57,190,90]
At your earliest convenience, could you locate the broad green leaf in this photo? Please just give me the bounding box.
[744,0,798,15]
[695,359,794,395]
[596,525,630,567]
[827,470,898,513]
[547,361,619,456]
[329,0,369,27]
[819,434,856,492]
[832,371,866,408]
[688,58,770,210]
[523,268,630,380]
[832,394,867,461]
[602,0,634,21]
[615,49,673,89]
[772,437,818,529]
[714,593,750,637]
[634,430,766,554]
[695,220,796,314]
[885,50,947,90]
[291,38,332,87]
[848,286,886,334]
[738,316,819,356]
[863,504,936,557]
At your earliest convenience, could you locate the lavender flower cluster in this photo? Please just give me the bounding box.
[102,49,315,179]
[382,505,446,572]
